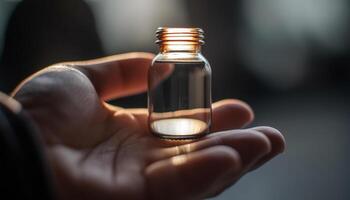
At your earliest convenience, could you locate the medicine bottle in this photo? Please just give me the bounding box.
[148,27,212,139]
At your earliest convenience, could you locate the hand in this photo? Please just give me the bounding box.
[13,52,285,200]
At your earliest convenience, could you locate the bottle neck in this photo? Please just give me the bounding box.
[159,44,202,53]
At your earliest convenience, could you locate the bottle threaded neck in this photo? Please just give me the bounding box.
[155,27,204,53]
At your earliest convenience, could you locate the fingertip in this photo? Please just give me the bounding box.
[212,99,254,131]
[200,129,272,170]
[247,126,286,172]
[252,126,285,154]
[244,129,272,159]
[213,99,254,116]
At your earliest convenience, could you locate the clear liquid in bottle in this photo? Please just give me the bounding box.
[148,60,211,139]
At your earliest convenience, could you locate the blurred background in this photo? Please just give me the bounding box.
[1,0,350,199]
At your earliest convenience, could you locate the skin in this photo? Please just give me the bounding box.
[12,52,285,200]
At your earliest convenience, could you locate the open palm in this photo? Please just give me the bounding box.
[13,53,285,200]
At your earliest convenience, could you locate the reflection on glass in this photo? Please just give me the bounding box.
[151,118,208,136]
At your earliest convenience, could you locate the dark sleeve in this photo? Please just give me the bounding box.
[0,92,54,199]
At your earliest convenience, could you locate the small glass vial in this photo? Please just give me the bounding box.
[148,27,212,139]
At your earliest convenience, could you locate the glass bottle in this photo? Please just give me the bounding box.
[148,27,212,139]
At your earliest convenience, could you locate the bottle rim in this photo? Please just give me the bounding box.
[155,27,204,45]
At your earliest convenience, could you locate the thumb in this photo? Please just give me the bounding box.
[73,52,154,100]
